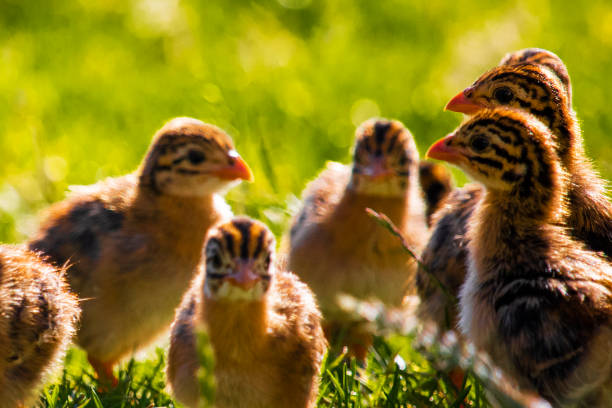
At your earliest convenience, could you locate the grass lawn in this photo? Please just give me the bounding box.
[2,0,612,406]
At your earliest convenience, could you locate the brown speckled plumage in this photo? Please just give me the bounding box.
[167,218,326,408]
[432,108,612,406]
[0,245,79,407]
[28,117,251,382]
[416,183,482,331]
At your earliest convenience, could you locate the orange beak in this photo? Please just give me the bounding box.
[226,261,261,290]
[426,134,463,164]
[214,151,254,181]
[444,90,482,114]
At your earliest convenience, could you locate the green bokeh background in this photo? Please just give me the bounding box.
[1,0,611,243]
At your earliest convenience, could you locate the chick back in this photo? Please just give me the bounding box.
[0,245,79,408]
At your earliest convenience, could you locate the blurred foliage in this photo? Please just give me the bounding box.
[1,0,612,242]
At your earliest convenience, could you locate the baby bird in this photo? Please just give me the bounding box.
[288,118,428,357]
[167,217,326,408]
[417,53,611,335]
[0,245,79,408]
[29,117,252,384]
[427,107,612,407]
[446,61,612,257]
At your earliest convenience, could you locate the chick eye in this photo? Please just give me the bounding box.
[208,252,223,269]
[470,135,490,153]
[263,253,271,270]
[187,149,206,165]
[493,87,514,103]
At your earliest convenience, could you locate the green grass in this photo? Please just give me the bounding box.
[2,0,612,406]
[38,335,486,408]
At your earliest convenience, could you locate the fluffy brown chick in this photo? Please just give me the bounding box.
[29,117,252,384]
[417,52,611,336]
[428,107,612,407]
[446,61,612,257]
[167,217,326,408]
[288,118,428,357]
[0,245,79,407]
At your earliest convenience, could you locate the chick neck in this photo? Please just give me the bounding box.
[345,170,424,221]
[203,294,270,363]
[134,183,218,221]
[470,151,569,269]
[554,105,583,175]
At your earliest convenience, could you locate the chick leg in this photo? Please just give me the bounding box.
[88,355,118,388]
[323,320,372,363]
[347,325,373,363]
[448,366,465,391]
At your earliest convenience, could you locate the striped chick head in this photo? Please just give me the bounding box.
[499,48,571,104]
[427,107,561,201]
[349,118,419,197]
[444,63,573,159]
[203,217,275,302]
[140,117,253,197]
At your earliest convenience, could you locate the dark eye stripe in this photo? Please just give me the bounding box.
[516,98,531,109]
[490,143,520,163]
[386,130,400,154]
[176,168,202,175]
[222,230,235,258]
[468,156,503,169]
[231,219,252,259]
[374,121,392,155]
[253,229,265,259]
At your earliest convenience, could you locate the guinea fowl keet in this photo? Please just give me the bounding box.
[29,117,252,385]
[446,62,612,257]
[288,118,428,359]
[417,51,612,339]
[427,107,612,407]
[167,217,326,408]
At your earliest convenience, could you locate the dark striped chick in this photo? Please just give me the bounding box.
[167,217,326,408]
[288,118,428,359]
[446,62,612,257]
[417,53,610,336]
[428,107,612,407]
[0,245,79,408]
[29,117,252,385]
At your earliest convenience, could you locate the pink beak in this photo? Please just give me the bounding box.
[363,157,394,180]
[226,261,261,290]
[445,90,483,114]
[426,134,463,165]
